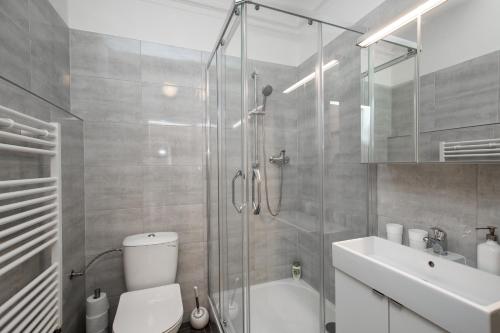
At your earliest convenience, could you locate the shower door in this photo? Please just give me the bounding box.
[217,11,246,333]
[245,5,324,333]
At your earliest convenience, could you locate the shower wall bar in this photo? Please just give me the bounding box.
[0,104,63,332]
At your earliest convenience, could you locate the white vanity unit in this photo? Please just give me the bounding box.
[332,237,500,333]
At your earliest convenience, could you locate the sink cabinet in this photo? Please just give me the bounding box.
[332,237,500,332]
[335,270,389,333]
[335,270,446,333]
[389,299,446,333]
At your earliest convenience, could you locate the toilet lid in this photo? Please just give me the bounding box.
[113,284,183,333]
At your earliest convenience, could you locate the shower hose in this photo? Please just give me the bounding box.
[262,118,283,217]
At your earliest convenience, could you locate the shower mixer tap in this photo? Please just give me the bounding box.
[269,150,290,167]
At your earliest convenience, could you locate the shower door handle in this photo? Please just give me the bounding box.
[231,169,244,213]
[251,168,261,215]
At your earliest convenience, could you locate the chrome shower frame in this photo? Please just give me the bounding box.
[204,2,411,333]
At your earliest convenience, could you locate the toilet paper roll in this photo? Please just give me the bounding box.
[86,292,109,317]
[86,312,108,333]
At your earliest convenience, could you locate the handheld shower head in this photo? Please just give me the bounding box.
[262,85,273,97]
[261,85,273,112]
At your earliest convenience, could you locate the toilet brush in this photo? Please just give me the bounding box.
[190,286,209,329]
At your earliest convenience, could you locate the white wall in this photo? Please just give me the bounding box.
[363,0,500,86]
[67,0,226,54]
[51,0,500,70]
[49,0,69,24]
[420,0,500,74]
[66,0,305,66]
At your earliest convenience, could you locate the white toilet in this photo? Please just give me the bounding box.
[113,232,183,333]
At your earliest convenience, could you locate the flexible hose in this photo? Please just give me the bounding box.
[69,248,122,279]
[262,119,283,217]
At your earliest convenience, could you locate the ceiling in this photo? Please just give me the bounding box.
[56,0,389,66]
[137,0,387,64]
[141,0,387,35]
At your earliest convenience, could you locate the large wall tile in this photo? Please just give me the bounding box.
[0,2,30,88]
[85,121,145,166]
[85,253,126,298]
[85,208,143,256]
[377,164,478,265]
[71,75,141,123]
[419,72,436,132]
[143,204,205,243]
[143,165,203,206]
[391,81,413,137]
[477,166,500,236]
[433,51,499,131]
[0,0,29,30]
[29,0,70,109]
[63,274,86,333]
[142,83,203,125]
[419,124,499,162]
[61,164,86,272]
[144,124,203,166]
[70,30,141,81]
[141,41,203,88]
[85,165,144,211]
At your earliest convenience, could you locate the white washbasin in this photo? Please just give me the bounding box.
[332,236,500,333]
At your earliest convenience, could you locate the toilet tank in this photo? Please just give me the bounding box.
[122,232,178,291]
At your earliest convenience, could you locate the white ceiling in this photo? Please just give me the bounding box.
[55,0,388,66]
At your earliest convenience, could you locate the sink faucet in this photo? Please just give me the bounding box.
[424,227,448,255]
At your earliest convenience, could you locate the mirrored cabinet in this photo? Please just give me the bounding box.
[361,0,500,163]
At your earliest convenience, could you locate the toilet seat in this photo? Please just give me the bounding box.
[113,284,183,333]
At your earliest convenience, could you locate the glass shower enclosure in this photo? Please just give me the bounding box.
[205,2,371,332]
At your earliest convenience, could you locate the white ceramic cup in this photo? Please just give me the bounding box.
[386,223,403,244]
[408,229,428,250]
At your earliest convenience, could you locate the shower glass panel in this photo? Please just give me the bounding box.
[246,6,323,333]
[206,52,220,314]
[220,14,245,333]
[205,3,370,333]
[322,24,370,330]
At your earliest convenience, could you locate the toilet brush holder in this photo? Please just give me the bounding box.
[190,286,209,329]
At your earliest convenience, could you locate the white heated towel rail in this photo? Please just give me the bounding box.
[0,104,62,333]
[439,138,500,162]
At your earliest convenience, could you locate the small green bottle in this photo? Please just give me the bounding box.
[292,261,301,280]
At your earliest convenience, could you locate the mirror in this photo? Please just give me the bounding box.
[362,0,500,163]
[418,0,500,162]
[361,21,418,163]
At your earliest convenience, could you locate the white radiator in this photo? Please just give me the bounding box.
[439,138,500,162]
[0,103,62,333]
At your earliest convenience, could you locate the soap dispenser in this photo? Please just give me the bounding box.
[476,226,500,275]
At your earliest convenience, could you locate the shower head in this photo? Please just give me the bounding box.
[262,85,273,97]
[261,85,273,112]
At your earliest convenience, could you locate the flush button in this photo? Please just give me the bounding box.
[147,233,156,238]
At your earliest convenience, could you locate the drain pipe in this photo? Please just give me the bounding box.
[69,248,123,280]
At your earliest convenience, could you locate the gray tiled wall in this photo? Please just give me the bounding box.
[0,1,84,332]
[358,0,500,272]
[376,50,500,265]
[0,0,70,110]
[70,29,206,323]
[418,51,500,161]
[247,59,302,287]
[377,164,500,267]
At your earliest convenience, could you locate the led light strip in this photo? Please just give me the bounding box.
[357,0,448,48]
[283,59,339,94]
